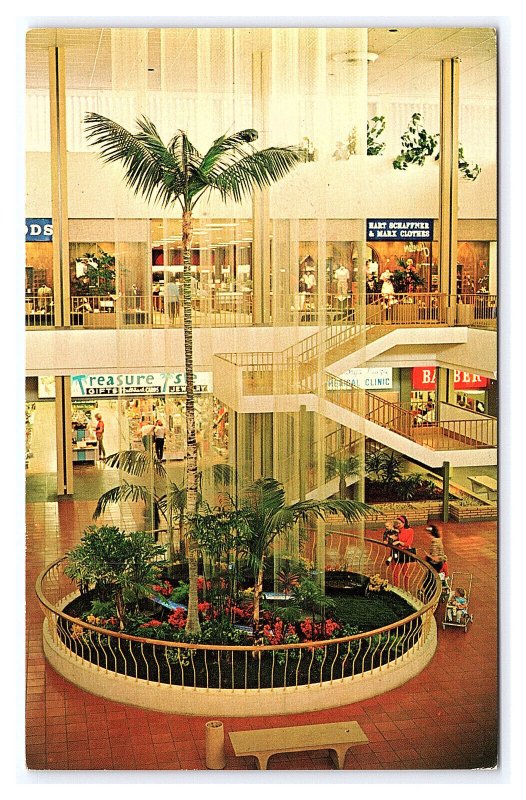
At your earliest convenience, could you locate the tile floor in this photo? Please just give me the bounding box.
[25,500,498,773]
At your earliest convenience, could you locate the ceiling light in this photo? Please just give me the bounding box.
[331,51,378,64]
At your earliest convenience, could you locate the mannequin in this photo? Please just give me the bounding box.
[37,284,52,312]
[334,263,350,299]
[380,269,396,311]
[303,269,316,293]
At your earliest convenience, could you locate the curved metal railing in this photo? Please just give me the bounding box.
[36,534,440,692]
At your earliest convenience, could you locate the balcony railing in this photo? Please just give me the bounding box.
[36,535,440,699]
[25,292,497,332]
[324,374,497,450]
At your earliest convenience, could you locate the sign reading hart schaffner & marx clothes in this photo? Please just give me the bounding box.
[38,372,213,399]
[367,219,433,241]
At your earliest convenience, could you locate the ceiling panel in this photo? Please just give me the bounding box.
[26,26,496,101]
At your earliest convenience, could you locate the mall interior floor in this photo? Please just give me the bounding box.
[25,499,498,773]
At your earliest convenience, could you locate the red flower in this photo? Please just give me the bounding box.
[167,607,187,628]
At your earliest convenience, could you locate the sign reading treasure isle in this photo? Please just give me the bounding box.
[367,219,434,241]
[38,372,213,399]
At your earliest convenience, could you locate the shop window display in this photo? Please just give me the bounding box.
[25,242,54,326]
[150,218,253,322]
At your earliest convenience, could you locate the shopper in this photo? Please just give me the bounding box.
[390,514,415,590]
[94,412,106,458]
[165,280,180,322]
[422,523,447,598]
[140,419,155,452]
[154,419,167,461]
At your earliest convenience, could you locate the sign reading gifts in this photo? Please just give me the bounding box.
[412,367,489,391]
[367,219,433,241]
[38,372,213,399]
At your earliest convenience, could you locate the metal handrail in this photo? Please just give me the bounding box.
[36,535,440,691]
[324,373,496,450]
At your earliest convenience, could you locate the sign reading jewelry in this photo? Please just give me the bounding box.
[367,219,433,241]
[38,372,213,399]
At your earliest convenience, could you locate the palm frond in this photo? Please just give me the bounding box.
[93,481,154,520]
[102,450,167,479]
[167,130,202,179]
[84,113,185,208]
[199,129,259,177]
[210,147,301,203]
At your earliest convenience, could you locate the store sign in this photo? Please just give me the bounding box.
[38,372,213,399]
[367,219,433,241]
[26,218,53,242]
[337,367,393,390]
[412,367,489,391]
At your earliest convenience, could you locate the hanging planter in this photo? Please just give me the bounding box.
[367,115,386,155]
[392,112,481,180]
[332,116,386,160]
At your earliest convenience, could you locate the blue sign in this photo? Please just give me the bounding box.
[26,218,53,242]
[367,218,433,241]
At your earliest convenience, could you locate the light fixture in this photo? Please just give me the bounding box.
[331,51,379,64]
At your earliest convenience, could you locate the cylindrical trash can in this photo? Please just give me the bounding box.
[205,720,226,769]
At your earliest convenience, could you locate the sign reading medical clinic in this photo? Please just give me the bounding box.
[335,367,393,390]
[367,219,433,241]
[26,218,53,242]
[412,367,489,391]
[38,372,213,399]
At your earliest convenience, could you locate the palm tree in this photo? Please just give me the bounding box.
[93,450,185,563]
[325,453,360,500]
[85,114,301,632]
[238,477,372,629]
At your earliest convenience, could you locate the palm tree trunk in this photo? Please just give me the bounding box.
[181,208,200,634]
[253,560,265,630]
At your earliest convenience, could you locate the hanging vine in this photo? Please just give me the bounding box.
[367,115,386,155]
[393,112,481,180]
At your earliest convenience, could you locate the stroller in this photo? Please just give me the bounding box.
[439,561,451,603]
[442,572,474,632]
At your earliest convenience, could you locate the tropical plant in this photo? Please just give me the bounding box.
[72,246,116,296]
[391,264,426,294]
[333,128,357,160]
[92,449,167,534]
[458,144,481,181]
[64,525,165,629]
[298,136,317,162]
[85,113,301,633]
[392,113,439,170]
[237,477,372,628]
[367,115,386,156]
[392,473,436,501]
[393,112,481,180]
[365,449,403,484]
[325,453,360,499]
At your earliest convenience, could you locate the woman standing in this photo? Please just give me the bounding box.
[390,514,415,590]
[422,523,447,599]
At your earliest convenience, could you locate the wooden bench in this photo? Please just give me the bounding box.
[229,720,368,770]
[468,475,497,501]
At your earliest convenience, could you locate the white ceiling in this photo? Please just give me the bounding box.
[25,26,496,101]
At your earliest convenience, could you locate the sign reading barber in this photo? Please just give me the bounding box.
[26,218,53,242]
[367,219,433,241]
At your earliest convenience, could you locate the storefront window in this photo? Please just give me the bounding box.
[150,217,253,325]
[25,221,54,326]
